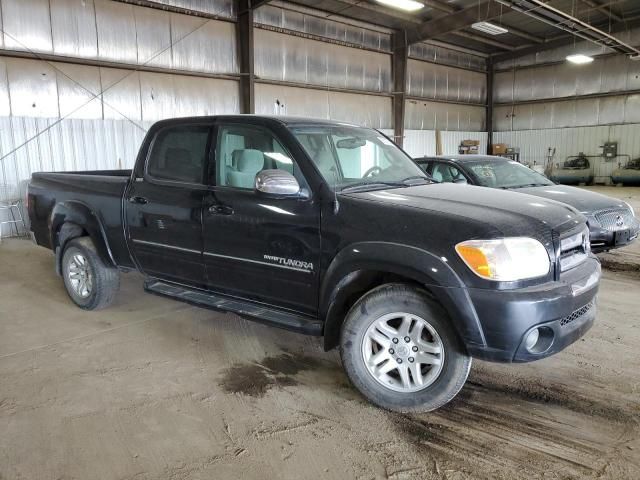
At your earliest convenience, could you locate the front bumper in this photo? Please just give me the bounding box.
[589,224,638,252]
[465,257,601,363]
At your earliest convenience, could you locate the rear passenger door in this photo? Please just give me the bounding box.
[125,123,212,286]
[201,121,321,316]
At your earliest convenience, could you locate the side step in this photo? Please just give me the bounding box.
[144,279,323,336]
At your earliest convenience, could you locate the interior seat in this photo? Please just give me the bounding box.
[226,149,264,188]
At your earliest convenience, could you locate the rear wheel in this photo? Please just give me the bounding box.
[340,284,471,412]
[62,237,119,310]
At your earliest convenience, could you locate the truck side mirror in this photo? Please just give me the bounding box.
[255,169,301,197]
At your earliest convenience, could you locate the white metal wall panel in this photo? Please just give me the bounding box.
[496,53,640,105]
[0,58,10,116]
[101,68,143,121]
[5,58,59,118]
[55,63,103,119]
[407,59,486,104]
[405,99,485,131]
[153,0,235,19]
[95,1,138,64]
[409,42,486,71]
[0,0,238,75]
[403,130,436,157]
[157,0,235,18]
[254,29,391,92]
[134,5,173,68]
[493,125,640,179]
[170,14,238,74]
[51,0,99,59]
[0,116,150,198]
[255,83,392,128]
[254,3,391,52]
[2,0,52,53]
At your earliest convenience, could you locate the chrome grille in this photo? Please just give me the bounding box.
[559,226,590,272]
[560,301,594,327]
[594,208,636,232]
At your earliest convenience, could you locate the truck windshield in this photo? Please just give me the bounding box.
[291,126,428,191]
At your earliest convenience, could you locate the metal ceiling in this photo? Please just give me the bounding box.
[284,0,640,59]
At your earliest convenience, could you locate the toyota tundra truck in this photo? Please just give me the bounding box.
[27,115,601,412]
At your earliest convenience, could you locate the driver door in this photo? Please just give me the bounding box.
[201,121,321,316]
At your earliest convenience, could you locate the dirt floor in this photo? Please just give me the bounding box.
[1,188,639,479]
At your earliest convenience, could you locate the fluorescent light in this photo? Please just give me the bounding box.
[471,22,508,35]
[375,0,424,12]
[566,54,594,64]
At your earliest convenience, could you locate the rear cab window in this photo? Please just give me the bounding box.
[146,125,211,184]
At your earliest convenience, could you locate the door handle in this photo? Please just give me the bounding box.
[128,196,148,205]
[208,204,233,215]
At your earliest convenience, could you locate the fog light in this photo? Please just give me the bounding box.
[524,328,540,352]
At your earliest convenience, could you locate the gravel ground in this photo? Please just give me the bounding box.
[1,238,639,480]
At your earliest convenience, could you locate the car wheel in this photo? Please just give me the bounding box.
[340,283,471,412]
[61,237,120,310]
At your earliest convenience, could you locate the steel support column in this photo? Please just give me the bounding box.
[486,58,494,155]
[237,0,255,114]
[392,32,408,148]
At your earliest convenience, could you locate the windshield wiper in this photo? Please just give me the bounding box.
[399,175,434,185]
[504,183,550,189]
[340,181,408,192]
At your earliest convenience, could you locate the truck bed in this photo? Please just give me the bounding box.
[29,170,134,268]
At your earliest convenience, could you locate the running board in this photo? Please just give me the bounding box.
[144,279,323,335]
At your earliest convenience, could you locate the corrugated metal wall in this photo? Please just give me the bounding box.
[255,83,392,128]
[493,124,640,178]
[405,99,485,131]
[0,0,490,219]
[403,130,488,158]
[254,29,391,93]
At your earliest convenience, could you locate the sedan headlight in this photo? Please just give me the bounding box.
[624,201,635,217]
[455,237,550,281]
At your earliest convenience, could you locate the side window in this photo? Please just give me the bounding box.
[216,124,304,189]
[431,163,466,184]
[147,125,210,184]
[416,160,431,174]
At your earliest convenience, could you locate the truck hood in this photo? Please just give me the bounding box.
[342,183,582,235]
[512,184,629,214]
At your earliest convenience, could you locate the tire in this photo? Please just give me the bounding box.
[61,237,120,310]
[340,283,471,412]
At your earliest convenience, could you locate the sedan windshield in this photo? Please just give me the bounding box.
[291,125,429,191]
[465,160,554,189]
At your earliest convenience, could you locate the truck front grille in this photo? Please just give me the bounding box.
[594,208,637,232]
[560,301,594,327]
[558,226,590,272]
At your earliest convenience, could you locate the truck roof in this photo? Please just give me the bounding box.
[151,115,362,128]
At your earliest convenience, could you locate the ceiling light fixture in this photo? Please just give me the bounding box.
[566,54,594,64]
[471,22,509,35]
[375,0,424,12]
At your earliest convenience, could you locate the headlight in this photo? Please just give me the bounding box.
[624,201,635,217]
[455,237,550,281]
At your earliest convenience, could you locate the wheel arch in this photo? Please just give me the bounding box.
[320,242,486,351]
[50,201,115,275]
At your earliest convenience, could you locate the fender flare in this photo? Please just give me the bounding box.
[320,242,486,351]
[50,200,116,274]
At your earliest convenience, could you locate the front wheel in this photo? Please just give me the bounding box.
[340,284,471,412]
[61,237,120,310]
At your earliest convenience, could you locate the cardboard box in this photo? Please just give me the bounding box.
[491,143,507,154]
[461,139,480,147]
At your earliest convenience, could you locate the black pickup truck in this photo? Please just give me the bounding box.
[28,115,601,412]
